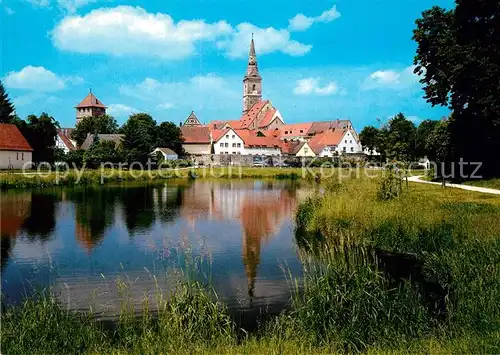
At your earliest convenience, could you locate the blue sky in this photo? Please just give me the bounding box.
[1,0,453,129]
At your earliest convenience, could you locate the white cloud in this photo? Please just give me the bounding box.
[361,65,421,90]
[289,5,341,32]
[52,6,233,59]
[293,77,340,96]
[107,104,139,117]
[5,6,15,15]
[157,103,174,110]
[52,6,314,60]
[119,74,239,112]
[3,66,66,92]
[3,66,85,92]
[24,0,98,13]
[57,0,97,13]
[216,23,312,58]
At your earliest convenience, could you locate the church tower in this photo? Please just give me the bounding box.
[242,36,262,114]
[75,89,107,125]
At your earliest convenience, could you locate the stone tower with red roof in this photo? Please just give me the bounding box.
[75,89,107,125]
[242,36,262,115]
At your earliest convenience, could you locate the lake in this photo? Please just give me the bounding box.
[1,180,315,326]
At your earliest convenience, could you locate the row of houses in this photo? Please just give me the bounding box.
[180,111,365,159]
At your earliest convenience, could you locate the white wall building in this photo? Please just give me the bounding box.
[0,124,33,169]
[212,128,281,156]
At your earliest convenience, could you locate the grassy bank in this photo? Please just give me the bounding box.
[0,167,375,189]
[464,178,500,190]
[294,176,500,351]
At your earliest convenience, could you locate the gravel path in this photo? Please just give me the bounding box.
[408,175,500,195]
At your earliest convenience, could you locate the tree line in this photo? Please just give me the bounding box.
[1,81,184,168]
[360,113,451,165]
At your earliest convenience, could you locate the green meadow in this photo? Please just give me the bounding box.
[2,173,499,354]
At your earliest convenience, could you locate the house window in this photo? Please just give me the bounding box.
[225,143,228,147]
[226,135,229,139]
[237,152,241,155]
[343,147,347,152]
[21,153,24,160]
[16,152,19,160]
[225,152,229,155]
[345,140,347,144]
[300,130,303,133]
[350,140,352,144]
[237,143,241,148]
[304,148,308,153]
[285,131,288,134]
[232,135,235,139]
[220,143,224,147]
[232,143,236,148]
[351,147,354,152]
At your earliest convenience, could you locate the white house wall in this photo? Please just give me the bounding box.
[214,131,245,155]
[337,130,362,154]
[0,151,33,169]
[244,146,281,156]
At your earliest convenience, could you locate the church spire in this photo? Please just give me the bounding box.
[242,36,262,114]
[245,35,260,78]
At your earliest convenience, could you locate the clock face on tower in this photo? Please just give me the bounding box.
[249,55,256,65]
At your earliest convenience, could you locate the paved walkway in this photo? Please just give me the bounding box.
[408,175,500,195]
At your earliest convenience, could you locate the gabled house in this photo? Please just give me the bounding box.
[212,128,281,156]
[180,125,211,155]
[308,128,362,157]
[80,134,124,150]
[153,147,179,161]
[56,128,76,153]
[0,123,33,169]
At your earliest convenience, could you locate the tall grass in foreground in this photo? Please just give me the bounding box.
[293,176,500,350]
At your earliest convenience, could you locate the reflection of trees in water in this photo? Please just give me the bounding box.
[66,188,117,252]
[1,237,14,269]
[154,186,183,223]
[118,186,156,234]
[21,194,58,242]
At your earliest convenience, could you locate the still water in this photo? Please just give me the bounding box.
[1,180,314,323]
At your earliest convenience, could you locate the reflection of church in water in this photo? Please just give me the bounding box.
[1,182,298,300]
[180,181,297,298]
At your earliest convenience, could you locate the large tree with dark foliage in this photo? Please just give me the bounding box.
[71,114,118,148]
[0,81,16,123]
[121,113,157,165]
[359,126,380,156]
[381,113,417,162]
[413,0,500,178]
[156,121,184,156]
[16,113,59,164]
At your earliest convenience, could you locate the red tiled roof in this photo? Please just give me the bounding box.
[76,92,106,108]
[181,125,211,144]
[280,140,304,155]
[258,109,277,128]
[239,100,269,129]
[57,129,76,151]
[234,129,281,148]
[277,122,314,139]
[0,124,33,151]
[308,129,346,154]
[211,128,230,142]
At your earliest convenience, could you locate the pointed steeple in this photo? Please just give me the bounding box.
[245,35,261,78]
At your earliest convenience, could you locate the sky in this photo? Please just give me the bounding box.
[1,0,453,129]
